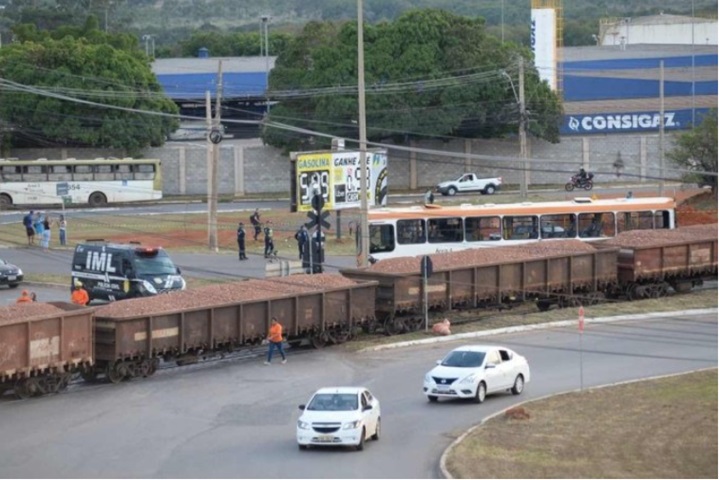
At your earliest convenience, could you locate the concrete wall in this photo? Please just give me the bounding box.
[7,132,679,197]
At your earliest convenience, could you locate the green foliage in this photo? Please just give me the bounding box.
[263,9,563,151]
[668,109,718,194]
[0,30,178,154]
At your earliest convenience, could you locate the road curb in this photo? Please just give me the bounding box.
[438,366,718,479]
[363,308,719,352]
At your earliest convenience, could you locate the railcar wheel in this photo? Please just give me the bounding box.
[536,300,551,312]
[14,379,32,400]
[81,368,99,383]
[146,359,159,376]
[383,317,404,336]
[106,363,125,384]
[311,333,328,349]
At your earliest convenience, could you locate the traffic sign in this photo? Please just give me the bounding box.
[305,210,331,230]
[56,182,69,196]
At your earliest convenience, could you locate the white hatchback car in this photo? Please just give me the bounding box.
[297,387,381,451]
[423,345,530,403]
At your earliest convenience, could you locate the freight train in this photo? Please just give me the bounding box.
[1,225,716,399]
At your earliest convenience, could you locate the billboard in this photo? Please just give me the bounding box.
[295,149,388,212]
[561,108,711,135]
[531,8,557,91]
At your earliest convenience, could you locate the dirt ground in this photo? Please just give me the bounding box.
[109,189,716,249]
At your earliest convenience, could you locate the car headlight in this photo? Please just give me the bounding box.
[16,268,23,276]
[343,420,361,430]
[141,280,158,294]
[424,373,433,383]
[297,420,310,430]
[459,374,477,384]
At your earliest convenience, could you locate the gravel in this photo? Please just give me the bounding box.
[94,273,362,319]
[599,224,718,248]
[0,303,69,325]
[365,239,600,275]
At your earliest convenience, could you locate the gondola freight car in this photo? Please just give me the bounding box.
[341,240,619,334]
[86,274,377,383]
[0,302,94,398]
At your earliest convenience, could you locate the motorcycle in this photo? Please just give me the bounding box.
[565,172,594,192]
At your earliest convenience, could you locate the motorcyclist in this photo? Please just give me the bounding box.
[578,168,588,183]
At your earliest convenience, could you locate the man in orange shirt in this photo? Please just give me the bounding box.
[71,282,90,306]
[16,290,33,304]
[264,317,287,365]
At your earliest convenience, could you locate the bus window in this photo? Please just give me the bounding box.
[397,219,426,245]
[0,165,22,182]
[428,217,463,243]
[579,212,615,238]
[134,164,156,180]
[73,165,93,181]
[654,210,671,229]
[618,211,653,233]
[540,214,576,238]
[368,224,395,254]
[95,164,114,181]
[48,164,72,182]
[116,164,133,180]
[24,165,46,182]
[465,216,501,242]
[503,216,539,240]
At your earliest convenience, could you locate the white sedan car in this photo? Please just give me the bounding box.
[297,387,381,451]
[423,345,530,403]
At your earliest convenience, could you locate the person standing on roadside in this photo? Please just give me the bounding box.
[237,222,247,261]
[33,212,44,244]
[58,214,67,246]
[23,210,35,246]
[264,317,287,365]
[41,215,51,251]
[250,209,261,241]
[16,289,33,304]
[71,282,90,306]
[294,225,308,260]
[263,220,275,258]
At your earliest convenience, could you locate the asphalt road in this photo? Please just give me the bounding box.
[0,311,715,478]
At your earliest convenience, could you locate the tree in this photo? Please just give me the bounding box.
[668,109,717,195]
[0,21,178,155]
[262,9,562,152]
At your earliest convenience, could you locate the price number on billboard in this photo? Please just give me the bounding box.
[299,170,330,208]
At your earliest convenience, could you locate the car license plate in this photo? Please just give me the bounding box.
[437,384,450,392]
[317,435,333,443]
[7,276,15,281]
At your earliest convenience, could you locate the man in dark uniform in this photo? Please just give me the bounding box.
[294,225,308,260]
[264,220,275,258]
[237,222,247,260]
[250,209,261,241]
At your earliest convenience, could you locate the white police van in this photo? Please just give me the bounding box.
[71,241,186,302]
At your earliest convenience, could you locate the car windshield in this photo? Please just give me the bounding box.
[442,351,485,368]
[132,251,178,275]
[307,393,359,411]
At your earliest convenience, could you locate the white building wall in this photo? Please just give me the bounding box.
[602,20,718,46]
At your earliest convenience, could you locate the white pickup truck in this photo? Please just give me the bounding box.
[435,173,502,196]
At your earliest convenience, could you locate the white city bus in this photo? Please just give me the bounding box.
[361,197,676,263]
[0,158,162,207]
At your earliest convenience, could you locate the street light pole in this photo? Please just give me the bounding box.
[262,15,270,115]
[358,0,369,268]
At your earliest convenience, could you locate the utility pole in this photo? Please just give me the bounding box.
[358,0,369,268]
[208,61,222,252]
[659,60,665,197]
[262,15,270,115]
[518,57,528,199]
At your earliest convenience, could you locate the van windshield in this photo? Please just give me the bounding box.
[132,251,178,275]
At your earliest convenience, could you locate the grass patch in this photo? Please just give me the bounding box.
[446,369,718,479]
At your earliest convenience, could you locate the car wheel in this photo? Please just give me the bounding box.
[447,186,457,196]
[484,185,496,195]
[427,395,438,403]
[371,418,380,441]
[88,191,107,207]
[511,374,525,395]
[356,428,366,451]
[474,381,486,404]
[298,444,308,450]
